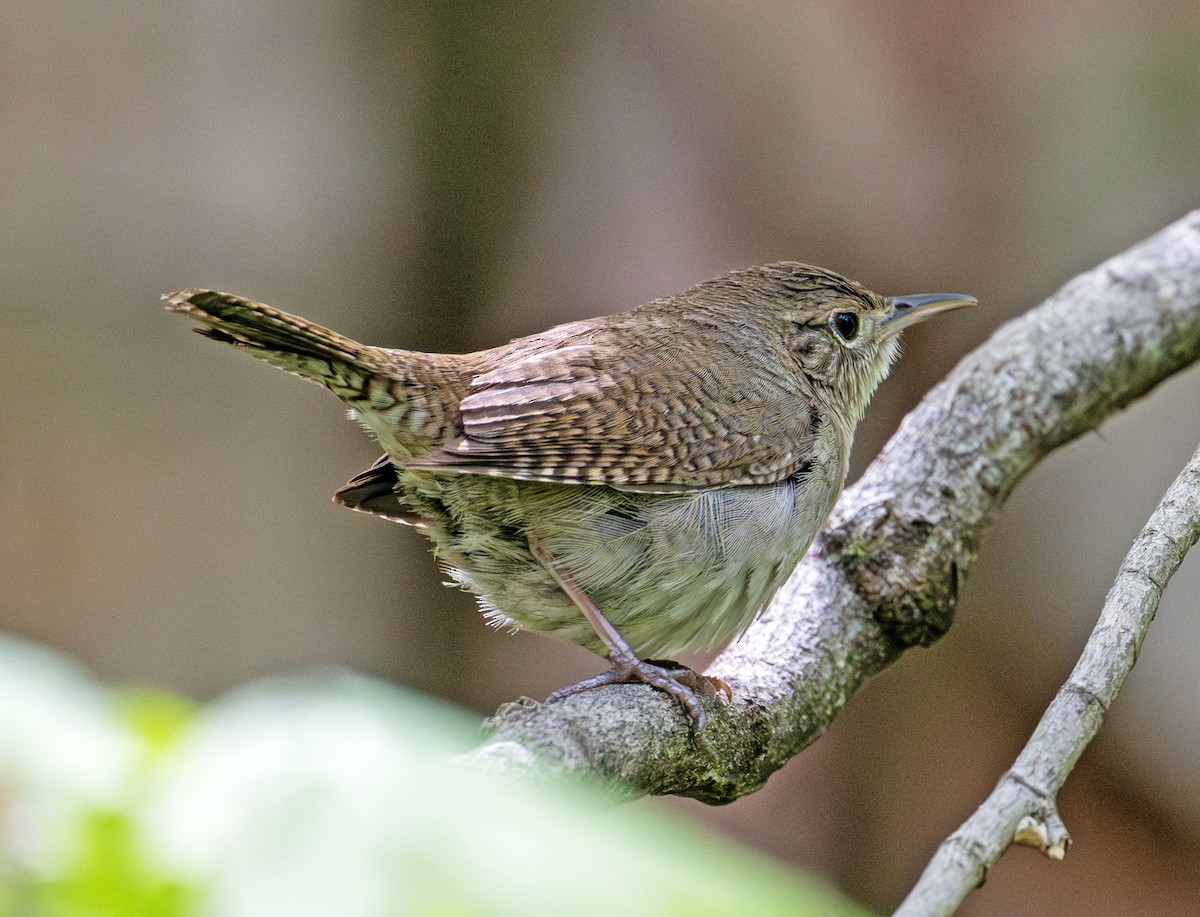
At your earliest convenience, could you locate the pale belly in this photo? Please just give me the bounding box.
[409,457,843,660]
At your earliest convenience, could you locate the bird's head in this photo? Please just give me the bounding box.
[725,263,975,428]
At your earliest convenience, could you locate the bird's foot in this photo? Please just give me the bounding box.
[644,660,734,704]
[549,658,731,733]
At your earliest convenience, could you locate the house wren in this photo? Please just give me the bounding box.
[167,265,973,730]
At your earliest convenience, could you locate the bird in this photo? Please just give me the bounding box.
[166,265,973,731]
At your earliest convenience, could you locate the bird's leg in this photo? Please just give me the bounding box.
[530,543,727,732]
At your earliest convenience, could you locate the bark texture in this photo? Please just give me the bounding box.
[895,440,1200,916]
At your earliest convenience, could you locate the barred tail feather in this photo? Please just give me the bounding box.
[164,289,387,395]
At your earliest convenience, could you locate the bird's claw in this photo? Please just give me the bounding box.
[549,658,732,735]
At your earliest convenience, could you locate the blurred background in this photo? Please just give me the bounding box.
[2,2,1199,913]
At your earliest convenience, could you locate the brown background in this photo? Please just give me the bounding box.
[2,3,1198,913]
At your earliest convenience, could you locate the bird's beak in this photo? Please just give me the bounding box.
[881,293,976,335]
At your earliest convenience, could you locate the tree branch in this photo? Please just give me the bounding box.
[463,211,1200,804]
[895,439,1200,916]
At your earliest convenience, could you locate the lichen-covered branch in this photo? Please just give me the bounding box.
[464,211,1200,804]
[895,440,1200,916]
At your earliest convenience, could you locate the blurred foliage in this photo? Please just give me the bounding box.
[0,633,869,917]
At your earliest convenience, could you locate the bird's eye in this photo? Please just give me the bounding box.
[831,311,859,342]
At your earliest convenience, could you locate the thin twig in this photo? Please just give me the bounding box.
[463,211,1200,804]
[895,441,1200,916]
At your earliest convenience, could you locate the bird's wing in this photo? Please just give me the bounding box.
[405,330,820,493]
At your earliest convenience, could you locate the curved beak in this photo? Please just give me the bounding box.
[881,292,976,335]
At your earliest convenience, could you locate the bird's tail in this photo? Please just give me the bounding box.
[166,288,473,459]
[165,289,395,399]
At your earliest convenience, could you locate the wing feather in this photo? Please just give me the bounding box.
[405,326,817,493]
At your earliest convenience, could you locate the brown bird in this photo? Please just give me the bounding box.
[167,265,973,730]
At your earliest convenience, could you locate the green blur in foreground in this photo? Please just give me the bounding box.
[0,633,871,917]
